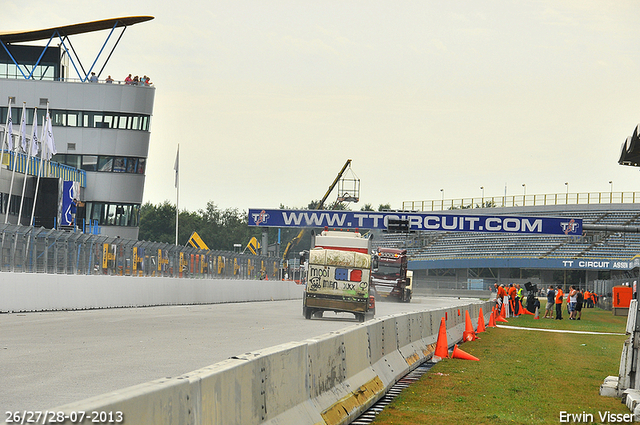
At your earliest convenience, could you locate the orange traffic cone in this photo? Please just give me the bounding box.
[477,308,486,333]
[519,300,534,315]
[488,309,496,327]
[496,305,509,323]
[433,317,448,361]
[533,306,540,319]
[463,310,477,342]
[450,344,480,361]
[500,302,506,318]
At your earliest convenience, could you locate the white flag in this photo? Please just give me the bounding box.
[174,145,179,188]
[30,110,39,156]
[45,111,56,159]
[19,103,26,153]
[6,103,12,151]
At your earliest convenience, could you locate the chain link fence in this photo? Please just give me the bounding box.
[0,224,280,279]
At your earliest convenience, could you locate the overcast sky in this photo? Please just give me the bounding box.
[5,1,640,212]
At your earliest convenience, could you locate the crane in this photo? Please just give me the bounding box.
[281,159,356,262]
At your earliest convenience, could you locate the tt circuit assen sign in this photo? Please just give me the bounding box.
[248,209,582,236]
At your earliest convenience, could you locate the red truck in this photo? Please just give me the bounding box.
[371,247,412,302]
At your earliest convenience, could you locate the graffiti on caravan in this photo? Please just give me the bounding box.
[247,209,583,236]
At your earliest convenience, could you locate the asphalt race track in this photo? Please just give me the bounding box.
[1,297,477,413]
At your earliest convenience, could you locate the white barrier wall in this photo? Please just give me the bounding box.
[36,301,493,425]
[0,274,304,312]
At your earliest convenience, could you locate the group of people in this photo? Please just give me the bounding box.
[493,282,599,320]
[124,74,152,86]
[543,285,598,320]
[494,283,526,315]
[86,73,152,86]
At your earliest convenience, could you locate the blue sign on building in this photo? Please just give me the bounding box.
[248,209,582,236]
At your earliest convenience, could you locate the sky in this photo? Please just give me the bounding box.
[4,1,640,213]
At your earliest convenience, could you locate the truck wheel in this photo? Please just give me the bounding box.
[304,307,313,320]
[356,313,365,322]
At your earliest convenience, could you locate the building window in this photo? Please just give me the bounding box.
[113,157,126,173]
[81,155,98,171]
[97,156,113,172]
[0,107,151,132]
[85,202,140,227]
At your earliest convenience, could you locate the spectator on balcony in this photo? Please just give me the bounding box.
[124,74,133,85]
[89,72,98,83]
[105,75,114,84]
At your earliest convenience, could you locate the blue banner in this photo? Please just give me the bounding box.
[248,209,582,236]
[61,181,79,226]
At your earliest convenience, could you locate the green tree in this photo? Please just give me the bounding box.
[360,203,373,211]
[139,201,176,243]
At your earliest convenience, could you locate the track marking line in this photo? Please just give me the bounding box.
[496,324,625,336]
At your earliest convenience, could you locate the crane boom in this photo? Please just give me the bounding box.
[281,159,353,261]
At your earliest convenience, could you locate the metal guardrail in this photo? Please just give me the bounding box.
[403,192,640,212]
[0,223,279,279]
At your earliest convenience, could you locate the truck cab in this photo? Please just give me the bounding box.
[372,247,412,303]
[302,230,375,322]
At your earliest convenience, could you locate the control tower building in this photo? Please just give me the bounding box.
[0,16,155,239]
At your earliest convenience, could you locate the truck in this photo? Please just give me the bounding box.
[371,247,412,302]
[302,229,375,322]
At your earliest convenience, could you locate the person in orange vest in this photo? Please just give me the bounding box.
[584,290,592,308]
[496,283,507,309]
[555,285,564,320]
[508,283,517,315]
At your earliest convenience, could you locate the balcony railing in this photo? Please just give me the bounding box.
[2,151,86,187]
[402,192,640,212]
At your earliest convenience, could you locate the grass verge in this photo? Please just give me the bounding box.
[372,303,629,425]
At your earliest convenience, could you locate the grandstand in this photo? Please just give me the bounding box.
[373,194,640,294]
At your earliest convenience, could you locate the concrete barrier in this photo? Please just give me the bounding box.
[0,274,304,312]
[33,300,493,425]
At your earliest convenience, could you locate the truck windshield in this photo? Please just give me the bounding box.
[375,264,401,277]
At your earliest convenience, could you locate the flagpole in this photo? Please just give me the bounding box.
[5,136,17,224]
[3,102,14,223]
[17,138,32,225]
[0,101,12,191]
[175,144,179,246]
[17,103,29,225]
[30,114,44,228]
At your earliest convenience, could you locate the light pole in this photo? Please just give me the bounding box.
[609,180,613,202]
[522,184,526,206]
[440,189,444,210]
[565,182,569,203]
[480,186,484,207]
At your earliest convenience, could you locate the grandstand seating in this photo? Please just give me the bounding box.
[372,205,640,262]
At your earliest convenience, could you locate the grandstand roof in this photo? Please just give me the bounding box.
[0,16,154,44]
